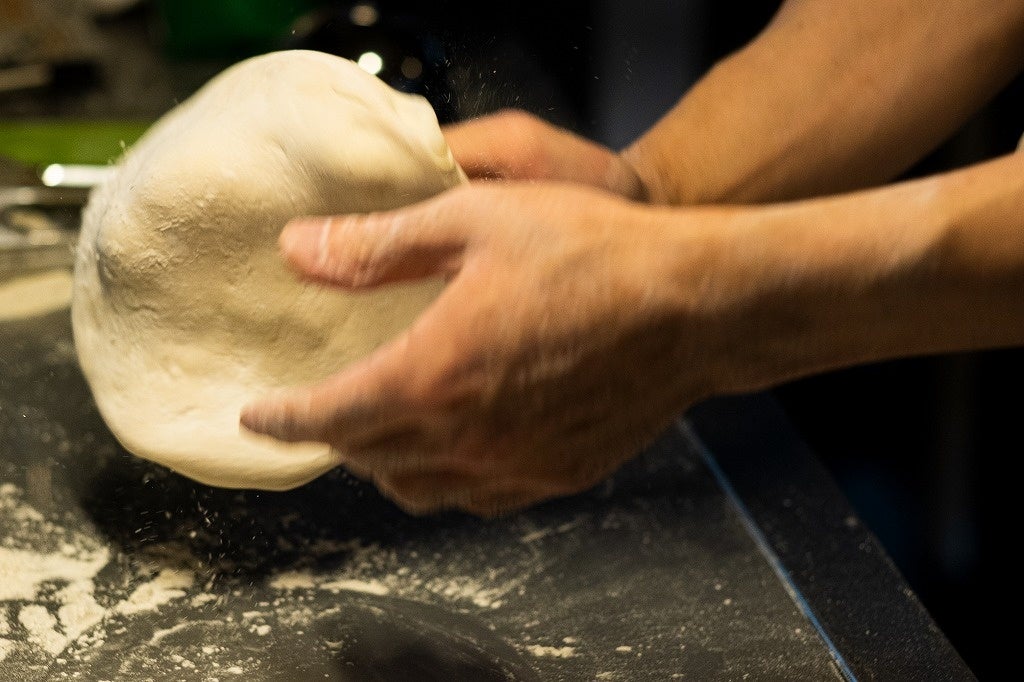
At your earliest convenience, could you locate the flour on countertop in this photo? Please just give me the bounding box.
[115,567,195,615]
[526,644,577,658]
[267,571,315,590]
[0,479,577,675]
[0,483,197,665]
[0,546,109,602]
[0,269,73,322]
[318,578,389,596]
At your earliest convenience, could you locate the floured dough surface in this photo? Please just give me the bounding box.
[72,50,465,490]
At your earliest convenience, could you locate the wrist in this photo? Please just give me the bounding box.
[651,184,949,397]
[618,145,684,206]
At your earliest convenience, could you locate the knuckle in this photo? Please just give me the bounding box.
[493,108,535,129]
[405,359,464,410]
[488,111,549,174]
[340,244,380,286]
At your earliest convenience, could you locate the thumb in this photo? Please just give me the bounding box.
[279,201,469,289]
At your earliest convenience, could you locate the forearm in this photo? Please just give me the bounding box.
[658,151,1024,394]
[625,0,1024,205]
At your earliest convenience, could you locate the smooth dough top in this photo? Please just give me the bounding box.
[72,50,466,490]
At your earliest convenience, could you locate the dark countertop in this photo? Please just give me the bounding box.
[690,397,974,680]
[0,296,972,680]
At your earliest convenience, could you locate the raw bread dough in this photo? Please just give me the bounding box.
[72,50,465,490]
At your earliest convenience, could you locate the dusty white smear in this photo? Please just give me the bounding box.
[0,483,194,661]
[527,644,577,658]
[318,578,390,596]
[0,269,73,321]
[268,571,316,590]
[56,580,107,643]
[0,546,109,602]
[115,568,195,615]
[18,605,66,655]
[1,479,586,674]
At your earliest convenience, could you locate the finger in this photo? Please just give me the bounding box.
[442,110,522,180]
[377,471,548,518]
[337,427,433,475]
[374,471,482,515]
[445,109,558,181]
[278,199,471,289]
[240,267,474,446]
[239,333,419,444]
[444,110,646,199]
[344,434,487,477]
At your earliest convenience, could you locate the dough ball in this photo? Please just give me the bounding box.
[72,50,465,490]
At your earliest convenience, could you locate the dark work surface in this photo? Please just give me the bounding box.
[1,294,969,680]
[690,397,975,681]
[1,305,845,680]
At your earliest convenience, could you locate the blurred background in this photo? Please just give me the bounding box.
[3,1,1020,675]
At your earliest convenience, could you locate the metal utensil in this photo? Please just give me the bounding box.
[0,185,90,274]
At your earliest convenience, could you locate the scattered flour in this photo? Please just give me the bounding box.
[268,571,316,590]
[526,644,577,658]
[115,567,195,616]
[0,546,109,602]
[149,622,194,645]
[190,593,219,607]
[0,483,199,663]
[428,577,507,609]
[518,516,585,544]
[318,578,389,596]
[260,541,529,612]
[1,481,576,673]
[18,604,65,655]
[56,580,107,643]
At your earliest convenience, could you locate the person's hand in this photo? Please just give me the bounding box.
[444,109,648,200]
[240,183,718,517]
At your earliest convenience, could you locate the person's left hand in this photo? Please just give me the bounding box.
[240,183,714,516]
[444,109,648,200]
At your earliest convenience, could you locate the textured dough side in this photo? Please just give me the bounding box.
[72,50,465,490]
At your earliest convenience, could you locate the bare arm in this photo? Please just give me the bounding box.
[623,0,1024,204]
[241,149,1024,515]
[674,150,1024,391]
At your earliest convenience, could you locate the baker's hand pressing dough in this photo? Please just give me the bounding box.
[72,50,465,490]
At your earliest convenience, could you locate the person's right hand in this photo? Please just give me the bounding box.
[443,109,647,200]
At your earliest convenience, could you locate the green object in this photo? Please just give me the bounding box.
[156,0,318,58]
[0,120,152,167]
